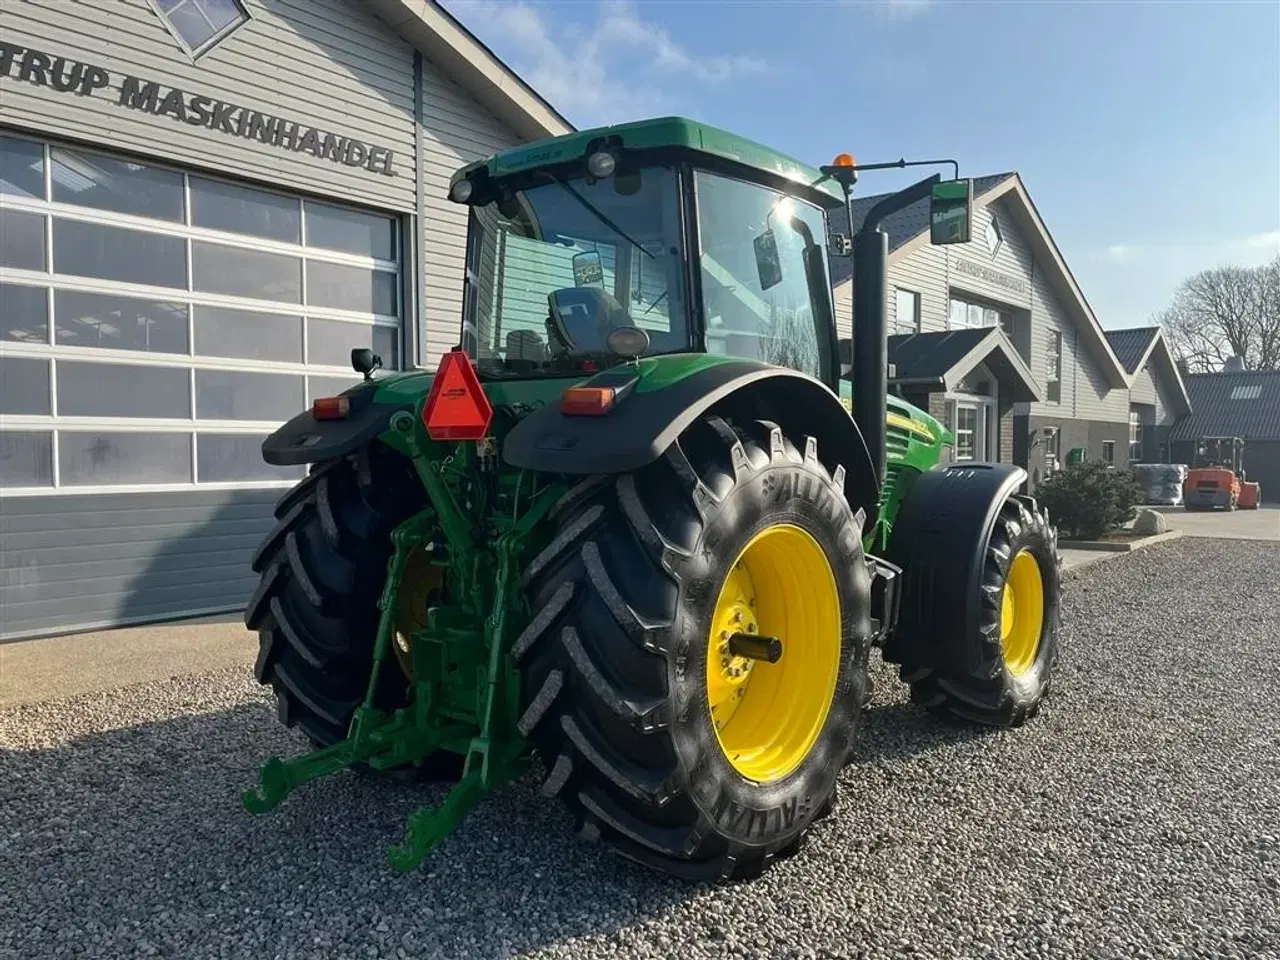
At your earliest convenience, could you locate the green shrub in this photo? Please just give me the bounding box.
[1036,460,1143,540]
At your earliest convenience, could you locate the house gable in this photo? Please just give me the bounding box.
[1105,327,1193,424]
[366,0,573,142]
[833,173,1132,428]
[832,174,1130,406]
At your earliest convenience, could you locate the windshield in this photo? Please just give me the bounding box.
[462,165,689,378]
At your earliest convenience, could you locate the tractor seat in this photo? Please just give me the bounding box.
[506,329,547,362]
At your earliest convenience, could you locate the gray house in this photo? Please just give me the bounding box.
[1103,326,1192,465]
[0,0,572,640]
[831,173,1190,488]
[1170,371,1280,503]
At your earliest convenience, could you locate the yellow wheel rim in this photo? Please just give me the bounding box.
[706,524,842,784]
[392,546,444,680]
[1000,549,1045,676]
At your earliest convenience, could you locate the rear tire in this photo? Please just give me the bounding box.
[887,488,1061,727]
[245,448,462,781]
[515,415,873,881]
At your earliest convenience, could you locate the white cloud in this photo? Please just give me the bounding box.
[1246,229,1280,251]
[441,1,773,127]
[1095,243,1137,262]
[884,0,933,17]
[853,0,932,20]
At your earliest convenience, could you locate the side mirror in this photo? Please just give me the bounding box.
[753,229,783,291]
[351,347,383,380]
[572,250,604,287]
[838,337,853,378]
[929,179,973,246]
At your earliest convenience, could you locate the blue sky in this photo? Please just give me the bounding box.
[441,0,1279,331]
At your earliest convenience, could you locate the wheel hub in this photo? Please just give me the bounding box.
[705,525,841,784]
[393,545,445,680]
[999,549,1045,676]
[708,564,757,732]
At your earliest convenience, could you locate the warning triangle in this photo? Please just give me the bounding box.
[422,349,494,441]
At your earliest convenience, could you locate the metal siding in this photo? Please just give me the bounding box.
[834,280,852,341]
[1244,442,1280,503]
[946,201,1034,310]
[1022,261,1127,423]
[1129,362,1179,424]
[1130,361,1158,405]
[0,489,276,640]
[887,245,950,334]
[0,0,417,212]
[419,58,526,368]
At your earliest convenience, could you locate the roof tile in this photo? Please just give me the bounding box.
[1103,327,1160,375]
[1168,371,1280,441]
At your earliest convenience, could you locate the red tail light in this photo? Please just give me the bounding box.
[312,396,350,420]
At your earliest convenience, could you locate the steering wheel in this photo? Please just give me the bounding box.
[545,286,631,355]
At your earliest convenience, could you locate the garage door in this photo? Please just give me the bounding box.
[0,130,404,638]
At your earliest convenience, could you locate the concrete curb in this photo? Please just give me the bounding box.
[1058,529,1185,553]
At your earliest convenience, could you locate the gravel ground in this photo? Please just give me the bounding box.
[2,537,1278,960]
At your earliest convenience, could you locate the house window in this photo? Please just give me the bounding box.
[152,0,249,56]
[948,294,1011,333]
[1046,330,1062,403]
[894,288,920,336]
[1102,440,1115,463]
[985,215,1004,259]
[1044,426,1060,475]
[1129,409,1142,462]
[955,405,978,461]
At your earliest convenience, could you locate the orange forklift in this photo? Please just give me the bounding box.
[1183,436,1262,510]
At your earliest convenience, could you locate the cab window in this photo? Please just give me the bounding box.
[694,171,833,381]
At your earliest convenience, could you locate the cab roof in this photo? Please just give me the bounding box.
[452,116,846,205]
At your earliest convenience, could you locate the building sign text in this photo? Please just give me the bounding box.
[0,42,397,177]
[952,257,1029,296]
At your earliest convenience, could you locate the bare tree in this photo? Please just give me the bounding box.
[1158,255,1280,372]
[760,303,820,375]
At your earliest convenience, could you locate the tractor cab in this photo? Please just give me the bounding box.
[449,132,845,389]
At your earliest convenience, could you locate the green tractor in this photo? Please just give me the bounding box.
[242,117,1062,882]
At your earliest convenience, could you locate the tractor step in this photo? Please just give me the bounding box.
[867,554,902,648]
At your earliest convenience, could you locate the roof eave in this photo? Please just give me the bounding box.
[994,177,1131,389]
[364,0,575,143]
[1149,334,1194,417]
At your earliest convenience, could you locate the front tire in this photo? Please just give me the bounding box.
[887,484,1061,727]
[515,415,873,881]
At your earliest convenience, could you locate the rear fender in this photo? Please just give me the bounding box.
[261,382,410,467]
[501,359,880,520]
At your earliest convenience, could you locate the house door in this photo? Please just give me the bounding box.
[947,397,994,463]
